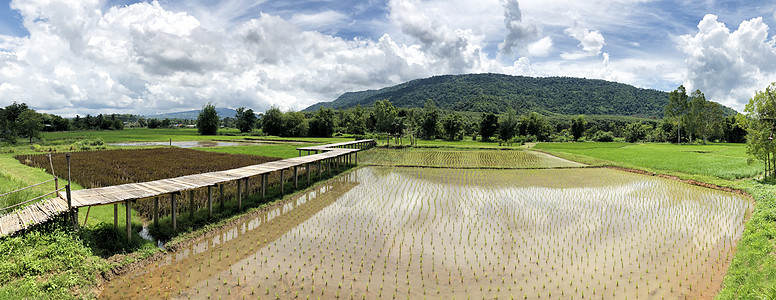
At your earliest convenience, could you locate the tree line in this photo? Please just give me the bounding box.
[0,88,747,146]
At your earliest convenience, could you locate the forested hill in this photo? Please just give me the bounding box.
[304,73,735,117]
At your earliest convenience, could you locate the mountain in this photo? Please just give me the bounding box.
[304,73,736,117]
[144,107,239,120]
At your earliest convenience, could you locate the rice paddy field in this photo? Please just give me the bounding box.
[100,165,750,299]
[361,148,584,168]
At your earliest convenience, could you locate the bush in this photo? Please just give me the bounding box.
[592,130,615,142]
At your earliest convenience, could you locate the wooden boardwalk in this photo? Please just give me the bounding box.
[0,139,375,238]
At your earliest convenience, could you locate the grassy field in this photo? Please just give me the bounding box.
[534,142,761,181]
[536,141,776,299]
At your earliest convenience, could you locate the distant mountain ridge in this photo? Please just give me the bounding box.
[304,73,736,117]
[144,107,239,120]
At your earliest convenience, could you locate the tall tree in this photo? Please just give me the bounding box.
[442,113,463,140]
[310,108,336,137]
[665,85,689,143]
[744,82,776,179]
[420,99,439,139]
[499,108,519,140]
[282,111,308,137]
[519,112,545,140]
[196,102,219,135]
[235,107,257,133]
[373,100,396,133]
[479,113,499,141]
[262,106,284,136]
[18,110,43,143]
[344,105,367,135]
[570,115,587,141]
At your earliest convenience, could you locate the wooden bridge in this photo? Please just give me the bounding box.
[0,139,376,239]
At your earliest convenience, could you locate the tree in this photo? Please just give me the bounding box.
[442,113,463,140]
[420,99,440,139]
[147,118,162,128]
[519,112,545,140]
[282,111,308,137]
[479,113,499,141]
[344,105,367,135]
[310,108,335,137]
[262,106,284,136]
[744,82,776,180]
[235,107,257,133]
[624,122,651,143]
[665,85,689,143]
[499,108,519,140]
[18,110,43,143]
[196,102,219,135]
[373,100,396,133]
[570,115,587,141]
[685,90,723,144]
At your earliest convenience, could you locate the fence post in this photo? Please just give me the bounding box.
[153,197,159,228]
[125,200,131,242]
[207,186,213,218]
[65,153,76,228]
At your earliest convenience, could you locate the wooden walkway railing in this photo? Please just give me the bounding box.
[0,139,376,239]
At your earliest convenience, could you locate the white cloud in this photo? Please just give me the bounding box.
[563,11,605,57]
[0,0,501,115]
[289,10,348,31]
[679,14,776,110]
[498,0,540,56]
[527,36,552,57]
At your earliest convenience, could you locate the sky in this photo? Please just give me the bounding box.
[0,0,775,116]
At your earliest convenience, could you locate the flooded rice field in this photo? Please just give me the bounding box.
[100,167,749,299]
[360,148,584,168]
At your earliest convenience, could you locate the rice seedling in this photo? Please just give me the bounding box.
[100,163,748,299]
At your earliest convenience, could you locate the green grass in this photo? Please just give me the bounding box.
[534,142,760,180]
[198,144,311,159]
[0,222,112,300]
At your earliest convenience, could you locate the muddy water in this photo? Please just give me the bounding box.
[100,167,750,299]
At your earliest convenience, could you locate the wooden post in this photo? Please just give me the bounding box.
[245,178,250,199]
[125,200,131,241]
[237,180,242,211]
[171,193,177,232]
[207,186,213,218]
[219,184,224,209]
[318,160,322,178]
[113,204,118,231]
[189,190,195,219]
[298,150,301,157]
[355,151,358,164]
[65,153,75,228]
[306,163,311,186]
[153,197,159,228]
[261,174,266,200]
[294,166,298,190]
[327,158,331,176]
[280,169,285,195]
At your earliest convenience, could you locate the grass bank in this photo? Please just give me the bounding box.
[535,141,776,299]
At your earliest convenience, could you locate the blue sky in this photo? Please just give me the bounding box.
[0,0,774,116]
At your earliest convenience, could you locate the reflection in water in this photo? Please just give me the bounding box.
[100,167,749,299]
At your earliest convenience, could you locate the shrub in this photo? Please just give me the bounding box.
[592,131,614,142]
